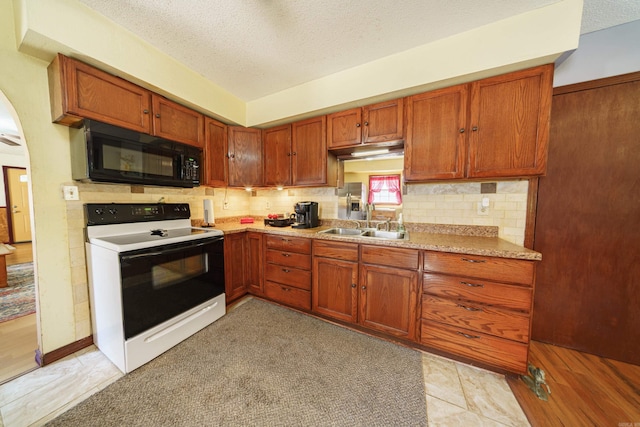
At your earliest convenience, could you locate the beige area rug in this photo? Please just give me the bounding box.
[47,298,427,426]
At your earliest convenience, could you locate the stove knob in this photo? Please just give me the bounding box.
[174,206,181,212]
[182,206,188,212]
[95,208,104,215]
[108,208,118,215]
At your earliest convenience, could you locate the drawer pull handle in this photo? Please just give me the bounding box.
[457,332,481,339]
[457,304,482,312]
[461,258,486,263]
[281,286,290,292]
[282,268,290,273]
[282,253,291,257]
[460,281,484,288]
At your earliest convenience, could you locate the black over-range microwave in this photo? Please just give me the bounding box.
[70,120,202,188]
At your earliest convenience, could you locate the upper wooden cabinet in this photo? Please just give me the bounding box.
[48,54,204,148]
[204,117,228,187]
[263,124,293,187]
[48,53,151,132]
[327,99,404,149]
[151,95,204,147]
[404,64,553,181]
[227,126,263,187]
[291,116,337,187]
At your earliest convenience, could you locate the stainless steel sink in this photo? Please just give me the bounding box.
[360,230,408,240]
[318,228,408,240]
[318,227,364,236]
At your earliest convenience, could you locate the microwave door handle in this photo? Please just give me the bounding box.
[120,237,223,261]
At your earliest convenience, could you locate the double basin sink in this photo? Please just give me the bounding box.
[318,227,408,241]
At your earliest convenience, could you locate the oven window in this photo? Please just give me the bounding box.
[120,238,225,339]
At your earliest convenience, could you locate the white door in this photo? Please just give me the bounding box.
[6,167,32,242]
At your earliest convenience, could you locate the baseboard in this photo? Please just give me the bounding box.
[41,335,94,366]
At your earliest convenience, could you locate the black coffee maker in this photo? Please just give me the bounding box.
[292,201,319,229]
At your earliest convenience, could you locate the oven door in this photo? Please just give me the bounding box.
[119,236,224,340]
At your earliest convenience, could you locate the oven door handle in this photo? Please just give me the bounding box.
[120,237,223,261]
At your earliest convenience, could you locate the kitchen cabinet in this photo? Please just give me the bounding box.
[48,53,151,132]
[312,241,419,341]
[291,116,338,187]
[420,251,536,374]
[227,126,263,187]
[204,117,228,186]
[312,240,359,323]
[151,95,204,147]
[246,232,264,294]
[263,124,292,187]
[327,99,404,149]
[48,54,206,148]
[264,235,312,310]
[224,232,247,302]
[404,64,552,181]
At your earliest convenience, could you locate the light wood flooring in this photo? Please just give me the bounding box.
[0,242,38,385]
[508,340,640,426]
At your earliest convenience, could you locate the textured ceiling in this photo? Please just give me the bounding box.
[2,0,640,152]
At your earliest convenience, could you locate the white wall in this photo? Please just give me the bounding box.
[554,19,640,86]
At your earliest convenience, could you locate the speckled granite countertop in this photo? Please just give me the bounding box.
[198,219,541,261]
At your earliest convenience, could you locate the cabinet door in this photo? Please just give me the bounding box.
[312,257,358,323]
[359,264,419,340]
[228,126,263,187]
[246,232,263,294]
[263,124,292,187]
[151,95,204,147]
[404,85,468,181]
[291,116,328,186]
[48,54,151,131]
[204,117,228,187]
[363,99,404,143]
[327,108,362,148]
[468,64,552,178]
[224,232,247,302]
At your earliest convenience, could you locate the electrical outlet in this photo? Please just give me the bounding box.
[266,201,271,209]
[63,185,79,201]
[477,199,490,215]
[223,201,229,210]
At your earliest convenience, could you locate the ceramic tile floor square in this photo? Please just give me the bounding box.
[0,344,530,426]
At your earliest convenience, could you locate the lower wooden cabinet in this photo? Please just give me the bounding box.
[224,232,247,302]
[421,251,536,374]
[263,235,312,310]
[246,232,263,294]
[312,241,419,341]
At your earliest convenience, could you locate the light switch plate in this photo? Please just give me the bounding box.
[63,185,79,200]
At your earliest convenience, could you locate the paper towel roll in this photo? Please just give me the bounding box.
[203,199,214,225]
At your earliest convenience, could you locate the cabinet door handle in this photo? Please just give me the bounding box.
[361,286,367,290]
[292,152,297,156]
[356,123,361,127]
[471,126,478,131]
[143,109,149,114]
[461,258,486,263]
[281,238,290,242]
[287,152,291,156]
[457,332,481,339]
[155,113,161,118]
[281,286,290,292]
[281,253,290,257]
[364,121,368,126]
[457,304,482,312]
[460,281,484,288]
[459,128,465,133]
[282,268,290,273]
[351,283,356,288]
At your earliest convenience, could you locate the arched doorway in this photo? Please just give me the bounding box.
[0,92,39,384]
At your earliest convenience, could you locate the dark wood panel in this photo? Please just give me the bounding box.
[264,281,311,311]
[363,99,404,143]
[312,240,359,261]
[361,245,419,270]
[265,249,311,270]
[204,117,228,186]
[312,257,358,322]
[264,263,311,290]
[262,124,292,187]
[265,235,311,254]
[532,76,640,364]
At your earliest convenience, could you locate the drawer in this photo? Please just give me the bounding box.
[265,263,311,290]
[265,249,311,270]
[421,295,530,343]
[266,235,311,254]
[420,320,528,374]
[313,240,359,261]
[361,245,419,270]
[264,280,311,311]
[423,251,535,286]
[423,273,532,312]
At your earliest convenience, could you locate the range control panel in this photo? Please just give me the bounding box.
[85,203,191,226]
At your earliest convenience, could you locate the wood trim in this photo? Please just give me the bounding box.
[553,71,640,95]
[524,177,538,249]
[41,335,93,366]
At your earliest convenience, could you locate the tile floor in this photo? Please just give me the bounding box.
[0,344,530,427]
